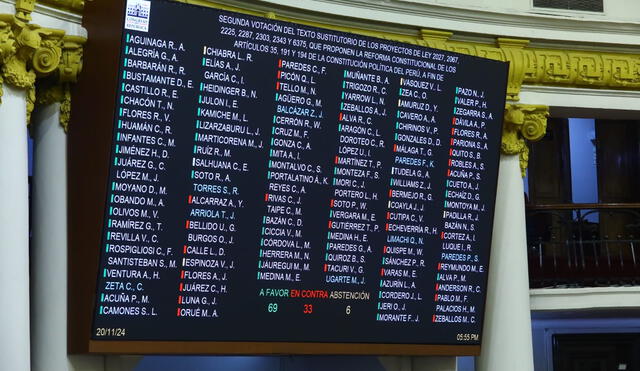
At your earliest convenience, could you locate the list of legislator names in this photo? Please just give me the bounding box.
[92,0,507,346]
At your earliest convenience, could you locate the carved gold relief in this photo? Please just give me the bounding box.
[1,24,61,85]
[15,0,35,23]
[0,17,15,63]
[33,31,64,76]
[418,29,452,50]
[0,5,67,126]
[58,35,84,83]
[497,38,528,101]
[2,25,64,124]
[574,53,605,86]
[26,84,35,122]
[608,56,640,86]
[0,16,15,103]
[36,35,85,132]
[521,48,640,89]
[503,104,549,177]
[1,25,39,89]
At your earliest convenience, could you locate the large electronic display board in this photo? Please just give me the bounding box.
[69,0,508,355]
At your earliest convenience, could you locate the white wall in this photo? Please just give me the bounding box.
[394,0,640,22]
[245,0,640,45]
[402,0,528,12]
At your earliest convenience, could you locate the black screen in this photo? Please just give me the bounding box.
[91,0,507,347]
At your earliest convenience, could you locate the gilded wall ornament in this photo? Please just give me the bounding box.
[15,0,35,23]
[0,1,68,125]
[0,17,15,63]
[1,26,39,89]
[502,104,549,177]
[2,26,64,124]
[0,17,14,104]
[36,35,85,132]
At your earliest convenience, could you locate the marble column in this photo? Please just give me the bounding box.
[476,104,548,371]
[476,153,533,371]
[30,101,70,371]
[0,84,31,371]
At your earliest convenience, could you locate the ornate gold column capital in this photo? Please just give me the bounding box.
[2,25,64,84]
[0,15,15,102]
[58,35,84,83]
[7,26,65,122]
[0,4,74,127]
[502,104,549,178]
[0,16,15,59]
[36,35,85,132]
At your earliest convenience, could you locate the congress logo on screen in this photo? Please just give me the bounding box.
[125,0,151,32]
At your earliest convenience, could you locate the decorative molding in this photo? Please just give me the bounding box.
[519,85,640,118]
[502,104,549,178]
[36,0,83,14]
[1,0,86,27]
[523,49,640,88]
[530,287,640,311]
[497,38,529,102]
[1,0,83,16]
[521,84,640,99]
